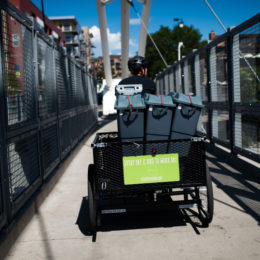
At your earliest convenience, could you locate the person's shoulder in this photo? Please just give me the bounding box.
[118,76,139,84]
[143,77,156,85]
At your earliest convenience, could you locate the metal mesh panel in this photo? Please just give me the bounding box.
[169,70,174,92]
[197,108,209,135]
[175,65,182,93]
[70,115,78,144]
[87,75,95,105]
[37,37,56,118]
[70,62,77,108]
[8,134,39,201]
[2,11,36,126]
[194,54,201,97]
[210,47,217,101]
[91,78,98,105]
[164,73,169,95]
[42,123,59,172]
[55,49,70,112]
[233,34,241,102]
[212,110,230,142]
[235,113,260,155]
[75,67,84,107]
[82,73,90,106]
[156,78,160,93]
[61,117,71,153]
[77,111,88,138]
[238,22,260,103]
[88,106,97,126]
[93,134,206,193]
[199,51,208,101]
[216,41,229,102]
[159,77,164,94]
[183,60,189,94]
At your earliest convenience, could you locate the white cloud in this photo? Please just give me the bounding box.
[130,18,141,25]
[90,25,138,57]
[129,39,137,47]
[90,25,121,57]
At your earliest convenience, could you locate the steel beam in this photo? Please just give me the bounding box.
[96,0,112,89]
[138,0,151,57]
[121,0,129,79]
[96,0,115,115]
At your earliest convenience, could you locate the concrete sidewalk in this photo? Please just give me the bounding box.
[4,119,260,260]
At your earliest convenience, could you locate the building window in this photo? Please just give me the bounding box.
[14,64,21,78]
[12,34,20,47]
[66,35,72,42]
[64,23,70,31]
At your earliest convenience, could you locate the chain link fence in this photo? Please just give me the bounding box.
[156,13,260,163]
[0,2,98,231]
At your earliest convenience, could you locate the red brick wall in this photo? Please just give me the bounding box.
[9,0,66,46]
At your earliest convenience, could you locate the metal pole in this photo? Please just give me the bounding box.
[121,0,129,79]
[128,0,168,67]
[0,6,11,225]
[178,42,183,61]
[204,0,227,32]
[40,0,47,33]
[138,0,151,57]
[204,0,260,83]
[96,0,112,89]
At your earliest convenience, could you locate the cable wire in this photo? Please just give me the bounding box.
[127,0,168,68]
[204,0,260,83]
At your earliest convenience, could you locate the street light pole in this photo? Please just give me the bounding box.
[178,42,183,61]
[174,18,184,61]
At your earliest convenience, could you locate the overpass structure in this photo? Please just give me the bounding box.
[0,1,259,258]
[97,0,151,115]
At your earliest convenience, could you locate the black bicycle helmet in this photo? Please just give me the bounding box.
[128,56,148,75]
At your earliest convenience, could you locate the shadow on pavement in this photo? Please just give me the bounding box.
[76,196,207,239]
[206,154,260,225]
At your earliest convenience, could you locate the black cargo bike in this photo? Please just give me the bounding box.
[88,131,214,241]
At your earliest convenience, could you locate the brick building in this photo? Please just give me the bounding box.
[9,0,66,46]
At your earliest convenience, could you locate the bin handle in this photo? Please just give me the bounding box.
[152,106,167,118]
[122,111,138,125]
[128,95,133,116]
[181,106,196,118]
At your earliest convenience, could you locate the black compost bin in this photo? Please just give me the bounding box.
[145,94,176,140]
[115,94,146,142]
[170,93,204,140]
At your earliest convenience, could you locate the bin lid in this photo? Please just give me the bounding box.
[172,93,204,108]
[114,94,146,110]
[144,94,176,107]
[116,84,143,95]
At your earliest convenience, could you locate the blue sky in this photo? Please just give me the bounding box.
[33,0,260,57]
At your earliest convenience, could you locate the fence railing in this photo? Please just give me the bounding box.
[156,13,260,164]
[0,2,98,232]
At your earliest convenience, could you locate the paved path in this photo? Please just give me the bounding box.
[5,119,260,260]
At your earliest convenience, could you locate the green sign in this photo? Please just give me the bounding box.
[123,153,180,185]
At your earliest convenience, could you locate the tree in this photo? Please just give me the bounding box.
[145,24,207,78]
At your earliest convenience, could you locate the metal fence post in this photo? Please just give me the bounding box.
[207,47,213,141]
[0,4,12,225]
[32,23,44,183]
[227,30,235,155]
[52,43,62,162]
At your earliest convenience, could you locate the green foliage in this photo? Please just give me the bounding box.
[96,64,105,80]
[145,25,207,78]
[240,59,260,102]
[95,63,116,79]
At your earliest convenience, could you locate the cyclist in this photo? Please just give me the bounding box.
[119,56,156,94]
